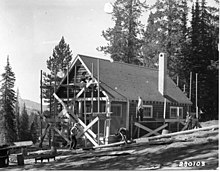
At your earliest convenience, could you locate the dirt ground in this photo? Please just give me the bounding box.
[2,120,219,170]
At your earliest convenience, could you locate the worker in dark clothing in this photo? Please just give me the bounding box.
[70,123,79,150]
[80,72,92,89]
[182,113,202,131]
[116,127,128,144]
[182,113,192,131]
[191,114,202,129]
[80,72,87,84]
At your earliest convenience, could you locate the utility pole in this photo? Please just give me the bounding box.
[67,65,69,105]
[189,72,192,100]
[40,70,43,147]
[196,73,198,118]
[97,58,100,145]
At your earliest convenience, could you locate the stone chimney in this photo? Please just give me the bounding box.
[158,53,167,96]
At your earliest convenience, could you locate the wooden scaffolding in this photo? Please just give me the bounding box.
[40,59,112,148]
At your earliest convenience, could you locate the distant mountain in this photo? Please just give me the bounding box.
[18,97,47,115]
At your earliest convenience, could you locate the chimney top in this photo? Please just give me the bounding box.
[158,53,167,96]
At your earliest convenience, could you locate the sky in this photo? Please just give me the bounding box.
[0,0,217,103]
[0,0,116,103]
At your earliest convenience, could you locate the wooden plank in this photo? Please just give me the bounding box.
[77,118,96,139]
[93,141,125,149]
[76,117,99,139]
[148,125,219,141]
[58,109,69,118]
[60,83,84,87]
[136,120,165,123]
[54,93,97,139]
[54,93,101,146]
[165,119,185,126]
[84,132,99,147]
[54,127,70,143]
[165,119,185,123]
[39,124,51,148]
[134,122,160,136]
[84,112,108,115]
[76,79,94,98]
[143,123,168,137]
[13,141,33,147]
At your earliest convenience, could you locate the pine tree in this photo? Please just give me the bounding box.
[142,0,189,78]
[43,36,72,106]
[0,57,17,144]
[185,0,219,120]
[19,103,30,141]
[30,113,39,144]
[15,88,20,141]
[198,0,219,120]
[142,12,161,68]
[47,36,72,77]
[177,0,191,91]
[98,0,147,65]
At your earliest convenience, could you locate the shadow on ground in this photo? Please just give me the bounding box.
[2,135,218,170]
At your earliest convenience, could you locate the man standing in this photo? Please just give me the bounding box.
[70,123,78,150]
[137,96,143,121]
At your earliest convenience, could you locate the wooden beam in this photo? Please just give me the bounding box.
[76,117,99,139]
[143,123,168,137]
[54,93,105,146]
[97,58,100,145]
[60,83,83,87]
[126,99,130,130]
[84,132,99,147]
[137,120,165,123]
[54,93,97,139]
[39,124,51,148]
[76,79,95,98]
[134,122,160,136]
[67,65,69,104]
[148,125,219,141]
[60,97,108,102]
[165,118,185,125]
[93,141,125,149]
[58,108,70,118]
[105,99,111,145]
[163,97,167,120]
[54,127,70,143]
[77,118,96,139]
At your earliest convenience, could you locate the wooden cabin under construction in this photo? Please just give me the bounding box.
[55,54,192,143]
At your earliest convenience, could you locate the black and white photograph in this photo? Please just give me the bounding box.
[0,0,218,170]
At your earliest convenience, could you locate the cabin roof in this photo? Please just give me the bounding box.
[58,54,192,105]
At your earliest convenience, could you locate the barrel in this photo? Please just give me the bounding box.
[0,147,9,168]
[17,154,24,166]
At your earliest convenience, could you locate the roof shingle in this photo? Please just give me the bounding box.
[78,55,192,104]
